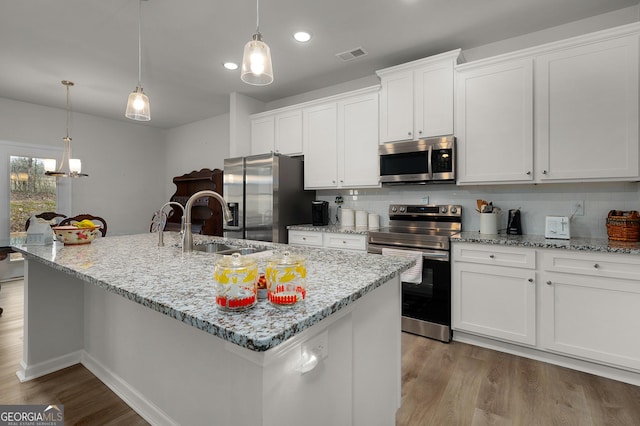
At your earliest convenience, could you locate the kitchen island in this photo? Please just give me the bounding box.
[12,233,412,426]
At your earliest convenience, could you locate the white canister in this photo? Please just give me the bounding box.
[341,208,355,227]
[479,213,499,234]
[355,210,368,228]
[368,213,380,230]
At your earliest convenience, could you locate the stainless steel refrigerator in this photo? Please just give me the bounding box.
[223,153,315,243]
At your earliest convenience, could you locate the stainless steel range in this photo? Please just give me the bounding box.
[367,204,462,342]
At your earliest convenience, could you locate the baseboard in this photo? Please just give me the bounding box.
[16,350,82,382]
[81,351,178,426]
[453,331,640,387]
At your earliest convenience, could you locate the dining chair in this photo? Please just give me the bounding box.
[59,214,108,237]
[24,212,67,231]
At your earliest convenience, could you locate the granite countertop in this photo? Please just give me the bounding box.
[12,233,412,352]
[288,224,370,235]
[452,232,640,255]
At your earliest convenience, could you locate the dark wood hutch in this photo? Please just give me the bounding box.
[167,168,224,236]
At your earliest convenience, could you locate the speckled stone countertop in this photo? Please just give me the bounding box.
[452,232,640,255]
[288,224,370,235]
[12,233,412,352]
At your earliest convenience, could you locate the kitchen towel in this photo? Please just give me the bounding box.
[381,248,423,284]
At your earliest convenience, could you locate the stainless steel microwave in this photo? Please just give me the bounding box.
[378,136,455,184]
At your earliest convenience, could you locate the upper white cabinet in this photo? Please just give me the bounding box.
[456,23,640,185]
[303,88,380,190]
[535,33,639,181]
[250,109,303,156]
[377,49,460,143]
[456,58,534,184]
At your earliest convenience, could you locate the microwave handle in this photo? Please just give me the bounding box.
[427,144,434,180]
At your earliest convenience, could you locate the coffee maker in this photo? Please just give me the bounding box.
[312,201,329,226]
[507,209,523,235]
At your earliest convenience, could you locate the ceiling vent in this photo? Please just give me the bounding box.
[336,47,368,62]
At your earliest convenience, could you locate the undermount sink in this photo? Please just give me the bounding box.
[193,242,267,256]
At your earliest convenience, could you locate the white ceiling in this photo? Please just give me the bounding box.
[1,0,638,129]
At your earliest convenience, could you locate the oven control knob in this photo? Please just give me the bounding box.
[441,206,448,213]
[391,206,397,213]
[450,207,457,214]
[399,206,406,213]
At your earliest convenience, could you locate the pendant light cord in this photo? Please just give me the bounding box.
[65,83,70,141]
[137,0,142,86]
[256,0,260,33]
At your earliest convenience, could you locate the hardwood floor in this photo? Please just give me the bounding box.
[396,332,640,426]
[2,279,639,425]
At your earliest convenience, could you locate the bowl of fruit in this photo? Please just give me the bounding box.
[53,220,101,245]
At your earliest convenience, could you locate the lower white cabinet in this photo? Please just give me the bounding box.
[541,271,640,371]
[540,249,640,372]
[452,252,536,345]
[452,242,640,377]
[289,230,367,252]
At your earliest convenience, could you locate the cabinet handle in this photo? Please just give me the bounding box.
[543,170,548,175]
[408,131,412,136]
[418,130,422,135]
[546,280,552,286]
[594,264,600,269]
[302,237,306,241]
[528,278,534,283]
[489,254,495,259]
[526,171,531,175]
[332,180,336,184]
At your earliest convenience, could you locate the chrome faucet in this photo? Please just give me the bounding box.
[183,190,233,252]
[157,202,185,247]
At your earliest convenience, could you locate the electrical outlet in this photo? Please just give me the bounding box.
[571,200,584,216]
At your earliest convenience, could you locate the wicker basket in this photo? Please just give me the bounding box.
[606,210,640,242]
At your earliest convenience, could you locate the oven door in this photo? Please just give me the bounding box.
[369,244,452,342]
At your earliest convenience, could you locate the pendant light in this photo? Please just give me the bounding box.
[125,0,151,121]
[45,80,88,178]
[241,0,274,86]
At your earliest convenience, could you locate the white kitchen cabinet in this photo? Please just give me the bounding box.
[250,109,303,156]
[456,23,640,185]
[455,57,534,184]
[303,102,338,188]
[289,230,367,252]
[541,249,640,371]
[452,246,537,346]
[250,115,275,155]
[377,49,460,143]
[303,88,380,190]
[541,272,640,372]
[535,33,639,181]
[338,92,380,188]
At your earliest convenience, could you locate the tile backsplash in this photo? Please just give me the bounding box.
[316,182,640,239]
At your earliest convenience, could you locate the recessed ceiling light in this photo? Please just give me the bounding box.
[293,31,312,43]
[223,62,239,70]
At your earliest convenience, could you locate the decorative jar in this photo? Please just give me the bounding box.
[265,251,307,307]
[213,253,258,311]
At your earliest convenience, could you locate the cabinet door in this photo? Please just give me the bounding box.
[452,262,536,345]
[456,58,534,184]
[535,34,639,181]
[275,110,303,156]
[541,272,640,371]
[251,116,275,155]
[414,61,454,138]
[303,103,338,189]
[379,71,414,143]
[338,92,380,188]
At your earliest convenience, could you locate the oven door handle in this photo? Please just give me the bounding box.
[368,245,450,262]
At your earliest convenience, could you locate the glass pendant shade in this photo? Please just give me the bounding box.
[241,33,274,86]
[125,86,151,121]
